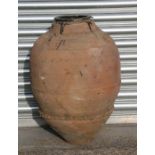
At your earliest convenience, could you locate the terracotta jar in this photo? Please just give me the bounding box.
[30,15,121,144]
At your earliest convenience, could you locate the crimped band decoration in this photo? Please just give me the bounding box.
[39,106,113,121]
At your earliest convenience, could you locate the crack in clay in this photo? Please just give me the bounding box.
[87,21,93,32]
[79,70,83,77]
[56,40,65,50]
[60,23,64,34]
[59,23,70,34]
[87,21,99,38]
[48,36,53,42]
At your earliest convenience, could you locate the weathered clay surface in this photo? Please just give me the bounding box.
[30,15,121,144]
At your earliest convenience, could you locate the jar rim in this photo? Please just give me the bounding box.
[54,15,92,23]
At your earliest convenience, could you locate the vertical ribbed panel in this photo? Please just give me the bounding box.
[18,0,137,126]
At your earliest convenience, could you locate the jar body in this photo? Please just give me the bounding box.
[30,16,120,144]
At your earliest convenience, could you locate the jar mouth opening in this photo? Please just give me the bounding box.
[55,15,92,23]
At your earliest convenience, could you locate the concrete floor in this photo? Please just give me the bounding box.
[19,124,137,155]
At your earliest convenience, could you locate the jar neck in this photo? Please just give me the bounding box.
[51,15,97,35]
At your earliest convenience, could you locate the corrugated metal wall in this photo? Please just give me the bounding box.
[18,0,137,127]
